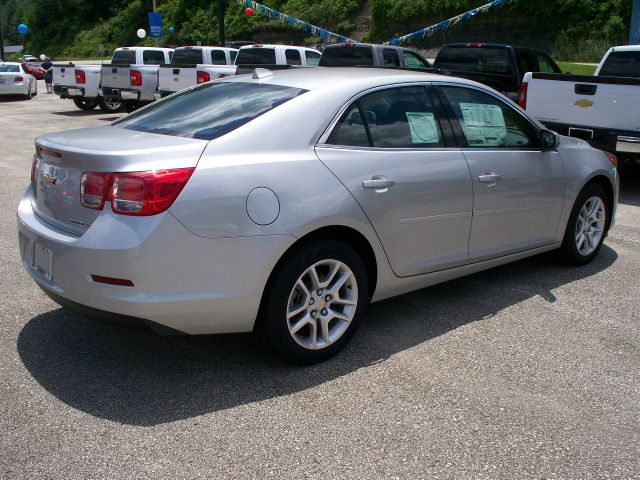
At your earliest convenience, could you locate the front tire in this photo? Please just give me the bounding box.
[73,98,98,110]
[560,183,610,265]
[263,241,369,364]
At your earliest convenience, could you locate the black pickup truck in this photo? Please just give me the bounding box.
[432,43,562,101]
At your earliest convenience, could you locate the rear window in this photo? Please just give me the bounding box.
[114,82,307,140]
[599,51,640,78]
[111,50,136,64]
[236,48,277,65]
[0,65,19,72]
[172,48,203,65]
[435,47,514,75]
[211,50,227,65]
[319,46,374,67]
[143,50,166,65]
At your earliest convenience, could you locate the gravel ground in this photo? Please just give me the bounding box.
[1,82,639,479]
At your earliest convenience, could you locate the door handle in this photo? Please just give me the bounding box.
[362,177,395,189]
[478,173,501,185]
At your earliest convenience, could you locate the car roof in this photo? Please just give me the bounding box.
[222,66,479,92]
[1,62,21,66]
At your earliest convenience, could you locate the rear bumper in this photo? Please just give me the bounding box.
[100,87,150,102]
[54,84,95,99]
[0,83,27,95]
[543,122,640,156]
[17,185,296,335]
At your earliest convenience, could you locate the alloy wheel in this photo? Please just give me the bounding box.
[575,196,606,256]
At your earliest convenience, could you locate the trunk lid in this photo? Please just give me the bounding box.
[32,125,208,235]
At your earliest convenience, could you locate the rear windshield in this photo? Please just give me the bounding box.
[111,50,136,65]
[172,48,203,65]
[236,48,276,65]
[0,65,20,72]
[319,46,374,67]
[435,47,514,75]
[599,51,640,78]
[114,82,307,140]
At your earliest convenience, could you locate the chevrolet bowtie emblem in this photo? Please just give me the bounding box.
[575,99,593,108]
[43,175,57,186]
[112,75,117,80]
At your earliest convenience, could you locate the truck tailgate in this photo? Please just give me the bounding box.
[53,65,76,86]
[100,65,132,89]
[525,73,640,133]
[158,65,197,92]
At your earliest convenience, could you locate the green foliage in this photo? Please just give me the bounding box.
[0,0,634,61]
[557,62,597,75]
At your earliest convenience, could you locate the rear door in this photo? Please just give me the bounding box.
[437,84,565,261]
[315,85,473,277]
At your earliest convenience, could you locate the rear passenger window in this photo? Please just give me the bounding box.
[403,51,430,69]
[143,50,166,65]
[211,50,226,65]
[305,51,321,66]
[536,52,560,73]
[327,104,370,147]
[286,49,302,66]
[230,51,237,63]
[383,49,400,67]
[440,86,539,149]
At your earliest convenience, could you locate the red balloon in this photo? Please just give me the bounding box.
[245,7,253,16]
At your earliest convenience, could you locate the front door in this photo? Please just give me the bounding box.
[315,85,473,277]
[437,85,565,261]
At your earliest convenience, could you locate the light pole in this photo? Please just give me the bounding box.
[631,0,640,45]
[218,0,225,47]
[0,16,6,61]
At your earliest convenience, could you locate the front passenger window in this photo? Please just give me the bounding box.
[440,86,539,149]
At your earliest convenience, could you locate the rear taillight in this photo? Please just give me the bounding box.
[130,70,142,86]
[75,69,86,84]
[14,76,24,83]
[518,82,528,109]
[110,168,194,215]
[79,168,194,216]
[197,71,210,84]
[31,156,38,183]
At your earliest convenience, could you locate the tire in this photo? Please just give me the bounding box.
[98,96,123,113]
[25,86,32,100]
[263,240,369,364]
[560,183,610,266]
[73,98,98,110]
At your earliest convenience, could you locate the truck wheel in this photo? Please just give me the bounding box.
[98,96,123,113]
[73,98,98,111]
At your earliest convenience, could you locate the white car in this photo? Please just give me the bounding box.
[0,62,37,99]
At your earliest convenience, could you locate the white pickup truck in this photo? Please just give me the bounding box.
[53,60,123,113]
[521,45,640,158]
[155,44,321,99]
[156,46,238,98]
[99,47,173,111]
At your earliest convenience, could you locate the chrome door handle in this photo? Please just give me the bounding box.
[362,178,395,189]
[478,173,501,184]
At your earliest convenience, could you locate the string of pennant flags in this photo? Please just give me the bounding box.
[232,0,356,43]
[386,0,508,45]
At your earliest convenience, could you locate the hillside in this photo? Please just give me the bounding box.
[0,0,633,61]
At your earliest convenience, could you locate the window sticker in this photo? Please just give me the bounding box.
[406,112,439,144]
[459,103,507,147]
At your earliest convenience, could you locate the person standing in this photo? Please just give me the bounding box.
[41,56,53,93]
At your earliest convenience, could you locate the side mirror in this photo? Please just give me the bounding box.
[540,129,558,150]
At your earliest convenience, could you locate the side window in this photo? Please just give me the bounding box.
[383,49,400,67]
[403,51,429,69]
[517,50,536,76]
[211,50,226,65]
[285,49,302,66]
[305,51,321,66]
[440,86,540,149]
[143,50,166,65]
[327,104,371,147]
[536,52,560,73]
[230,51,237,63]
[361,87,443,148]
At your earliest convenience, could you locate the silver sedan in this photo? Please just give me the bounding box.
[0,62,37,99]
[17,68,618,363]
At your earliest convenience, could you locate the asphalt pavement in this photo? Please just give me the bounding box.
[1,81,639,479]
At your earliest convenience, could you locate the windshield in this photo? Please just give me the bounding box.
[0,65,20,72]
[114,82,307,140]
[235,48,276,65]
[319,46,374,67]
[599,51,640,78]
[172,48,203,65]
[435,47,514,75]
[111,50,136,64]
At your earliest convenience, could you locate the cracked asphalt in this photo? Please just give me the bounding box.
[1,82,639,479]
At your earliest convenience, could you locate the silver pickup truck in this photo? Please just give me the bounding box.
[99,47,173,111]
[53,60,123,113]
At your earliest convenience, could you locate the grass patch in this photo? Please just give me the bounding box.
[557,62,597,75]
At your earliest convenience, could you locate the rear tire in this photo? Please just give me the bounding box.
[98,96,123,113]
[73,98,98,110]
[262,241,369,364]
[25,86,32,100]
[560,183,610,266]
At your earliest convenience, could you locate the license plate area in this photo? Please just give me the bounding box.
[32,242,53,281]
